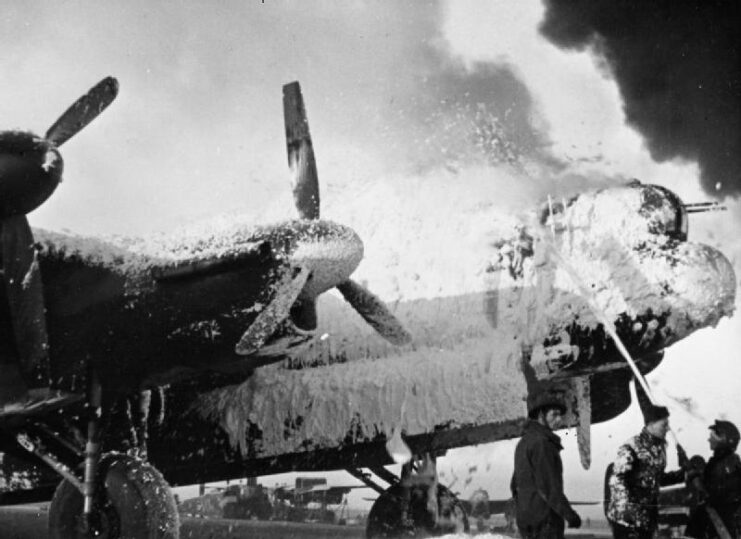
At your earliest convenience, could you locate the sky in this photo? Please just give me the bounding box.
[2,0,739,513]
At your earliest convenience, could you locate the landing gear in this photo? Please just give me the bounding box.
[354,456,469,538]
[366,483,468,538]
[8,370,179,538]
[48,453,179,539]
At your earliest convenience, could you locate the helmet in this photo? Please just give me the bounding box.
[710,420,740,448]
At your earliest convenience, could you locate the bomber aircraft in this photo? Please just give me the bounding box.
[0,78,735,539]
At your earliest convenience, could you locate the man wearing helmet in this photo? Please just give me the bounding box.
[510,389,582,538]
[685,419,741,538]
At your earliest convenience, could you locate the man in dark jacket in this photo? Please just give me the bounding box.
[606,404,685,538]
[510,390,581,538]
[685,419,741,538]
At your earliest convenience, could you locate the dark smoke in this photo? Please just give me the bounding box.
[539,0,741,197]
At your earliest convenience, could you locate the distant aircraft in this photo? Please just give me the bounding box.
[273,479,365,507]
[0,79,734,539]
[180,477,365,523]
[459,488,598,534]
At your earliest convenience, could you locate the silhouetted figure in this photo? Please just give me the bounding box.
[511,390,581,538]
[685,419,741,538]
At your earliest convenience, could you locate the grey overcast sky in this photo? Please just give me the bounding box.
[3,0,739,508]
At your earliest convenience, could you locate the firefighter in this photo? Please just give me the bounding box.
[605,404,685,538]
[510,390,581,538]
[685,419,741,538]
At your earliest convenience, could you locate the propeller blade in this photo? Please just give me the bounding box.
[573,376,592,470]
[336,279,412,346]
[283,81,320,220]
[1,215,49,386]
[235,266,310,355]
[45,76,119,147]
[247,328,314,362]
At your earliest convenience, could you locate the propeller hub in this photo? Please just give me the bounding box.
[287,220,364,298]
[0,131,62,218]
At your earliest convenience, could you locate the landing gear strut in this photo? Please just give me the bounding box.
[81,372,103,533]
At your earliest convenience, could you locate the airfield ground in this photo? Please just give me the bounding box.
[0,505,611,538]
[0,504,363,539]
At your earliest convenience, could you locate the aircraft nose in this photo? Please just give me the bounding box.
[664,242,736,333]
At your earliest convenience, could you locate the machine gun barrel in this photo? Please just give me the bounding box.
[684,201,727,213]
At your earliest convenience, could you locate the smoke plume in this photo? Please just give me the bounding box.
[539,0,741,197]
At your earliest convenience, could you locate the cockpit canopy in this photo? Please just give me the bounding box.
[633,181,689,242]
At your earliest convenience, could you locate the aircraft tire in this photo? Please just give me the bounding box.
[366,483,468,538]
[48,453,180,539]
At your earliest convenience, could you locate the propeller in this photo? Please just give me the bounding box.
[235,82,410,356]
[281,82,411,346]
[0,77,119,388]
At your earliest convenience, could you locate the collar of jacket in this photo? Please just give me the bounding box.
[711,446,735,459]
[525,419,563,449]
[639,427,667,446]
